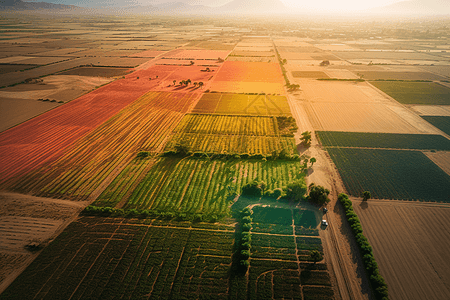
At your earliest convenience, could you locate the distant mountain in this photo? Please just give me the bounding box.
[219,0,287,14]
[369,0,450,15]
[0,0,78,10]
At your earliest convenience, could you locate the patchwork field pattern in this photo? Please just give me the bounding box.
[0,217,235,300]
[192,93,291,115]
[353,71,445,81]
[8,92,199,200]
[327,148,450,202]
[95,158,303,218]
[370,81,450,105]
[0,76,161,186]
[317,131,450,150]
[246,205,332,300]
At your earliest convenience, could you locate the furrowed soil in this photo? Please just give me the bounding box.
[353,199,450,300]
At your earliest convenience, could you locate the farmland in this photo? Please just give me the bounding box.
[421,116,450,136]
[0,75,161,186]
[94,158,304,218]
[353,201,450,300]
[317,131,450,150]
[327,148,450,202]
[192,93,291,116]
[8,92,199,200]
[370,81,450,105]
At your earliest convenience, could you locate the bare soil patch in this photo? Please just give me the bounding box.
[291,71,329,79]
[58,67,131,77]
[353,200,450,300]
[424,151,450,175]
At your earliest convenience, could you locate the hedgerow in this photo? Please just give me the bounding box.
[339,193,389,300]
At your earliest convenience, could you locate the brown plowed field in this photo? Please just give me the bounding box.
[353,200,450,300]
[424,151,450,175]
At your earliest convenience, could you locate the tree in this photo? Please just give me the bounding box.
[308,183,330,205]
[186,79,191,85]
[198,82,204,89]
[190,60,194,65]
[193,82,198,88]
[309,250,323,264]
[173,80,176,86]
[300,131,312,147]
[260,181,266,195]
[309,157,316,167]
[320,60,330,66]
[284,180,307,202]
[363,191,371,201]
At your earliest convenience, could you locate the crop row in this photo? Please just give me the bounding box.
[0,217,234,300]
[317,131,450,150]
[174,114,282,136]
[165,133,297,156]
[327,148,450,202]
[95,157,303,218]
[10,92,198,200]
[192,93,292,116]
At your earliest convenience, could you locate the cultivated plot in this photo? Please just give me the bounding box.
[421,116,450,136]
[354,201,450,300]
[370,81,450,105]
[10,92,199,200]
[317,131,450,150]
[327,148,450,202]
[95,158,303,217]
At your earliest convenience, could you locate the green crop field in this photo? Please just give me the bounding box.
[370,81,450,105]
[0,217,234,300]
[317,131,450,150]
[166,133,297,156]
[422,116,450,136]
[192,93,291,116]
[327,148,450,202]
[94,157,304,219]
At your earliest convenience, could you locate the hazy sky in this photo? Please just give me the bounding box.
[281,0,404,11]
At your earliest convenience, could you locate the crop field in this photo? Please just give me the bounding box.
[251,206,319,236]
[327,148,450,202]
[353,201,450,300]
[353,71,445,81]
[0,64,35,73]
[370,81,450,105]
[192,93,291,115]
[166,133,297,156]
[421,116,450,136]
[246,205,332,300]
[8,92,199,200]
[425,151,450,176]
[162,49,230,60]
[172,114,297,137]
[213,61,283,83]
[310,102,420,133]
[334,51,438,60]
[129,50,166,58]
[410,105,450,116]
[94,158,303,217]
[291,71,330,78]
[230,51,275,57]
[58,67,131,77]
[0,217,235,300]
[317,131,450,150]
[0,74,164,186]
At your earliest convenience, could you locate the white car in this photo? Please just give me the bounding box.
[321,220,328,226]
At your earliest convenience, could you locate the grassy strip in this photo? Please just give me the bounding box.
[317,131,450,150]
[339,193,389,300]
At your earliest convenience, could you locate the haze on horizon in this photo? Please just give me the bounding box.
[22,0,407,11]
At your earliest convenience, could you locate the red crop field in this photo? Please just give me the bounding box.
[0,75,169,187]
[213,61,284,83]
[9,92,200,200]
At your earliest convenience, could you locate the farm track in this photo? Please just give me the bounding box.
[285,86,370,300]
